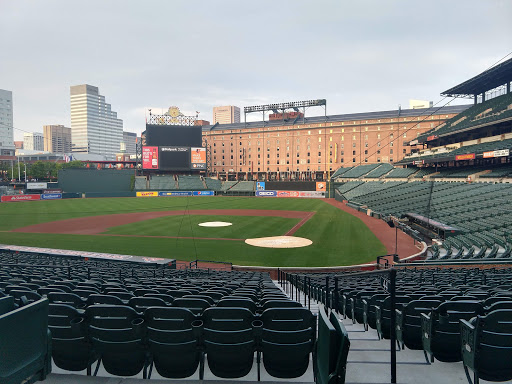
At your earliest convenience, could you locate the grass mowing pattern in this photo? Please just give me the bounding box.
[0,196,387,267]
[103,215,301,239]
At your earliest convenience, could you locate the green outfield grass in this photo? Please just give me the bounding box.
[103,214,300,239]
[0,196,387,267]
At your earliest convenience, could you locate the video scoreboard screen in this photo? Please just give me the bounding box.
[142,125,206,171]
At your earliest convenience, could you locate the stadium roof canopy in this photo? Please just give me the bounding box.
[441,56,512,98]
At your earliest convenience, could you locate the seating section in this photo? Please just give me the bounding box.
[346,180,512,261]
[221,181,237,191]
[149,175,176,190]
[289,267,512,383]
[205,178,223,190]
[178,175,205,190]
[364,163,394,178]
[339,164,381,178]
[385,167,418,179]
[228,181,256,192]
[330,166,354,179]
[134,177,147,190]
[417,92,512,141]
[0,250,316,381]
[342,181,404,201]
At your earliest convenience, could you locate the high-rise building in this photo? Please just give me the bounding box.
[23,132,44,151]
[0,89,15,157]
[122,131,137,155]
[213,106,240,124]
[70,84,123,160]
[43,124,72,154]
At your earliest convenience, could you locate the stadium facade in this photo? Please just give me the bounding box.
[201,105,469,180]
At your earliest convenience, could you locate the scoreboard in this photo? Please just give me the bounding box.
[142,125,206,171]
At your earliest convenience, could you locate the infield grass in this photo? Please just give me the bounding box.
[102,215,300,239]
[0,196,387,267]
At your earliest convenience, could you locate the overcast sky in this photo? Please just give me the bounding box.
[1,0,511,140]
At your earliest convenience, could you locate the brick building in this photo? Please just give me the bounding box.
[201,105,470,181]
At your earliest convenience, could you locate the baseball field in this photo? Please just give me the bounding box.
[0,196,388,267]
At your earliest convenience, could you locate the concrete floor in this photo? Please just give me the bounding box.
[44,281,512,384]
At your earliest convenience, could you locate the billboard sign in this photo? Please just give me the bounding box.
[1,194,41,202]
[455,153,475,161]
[40,193,62,200]
[256,190,277,197]
[158,191,193,196]
[412,160,425,165]
[193,190,214,196]
[26,182,47,190]
[191,147,206,169]
[427,135,438,141]
[142,146,159,169]
[316,182,326,191]
[483,149,509,158]
[256,182,266,191]
[43,189,62,194]
[136,191,158,197]
[256,190,324,198]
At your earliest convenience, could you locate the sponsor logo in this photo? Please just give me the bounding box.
[158,191,193,196]
[316,182,326,191]
[256,190,277,197]
[483,149,509,158]
[136,191,158,197]
[193,191,214,196]
[41,193,62,200]
[427,135,438,141]
[1,194,41,202]
[455,153,475,161]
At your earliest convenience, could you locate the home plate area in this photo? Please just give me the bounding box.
[245,236,312,248]
[197,221,233,227]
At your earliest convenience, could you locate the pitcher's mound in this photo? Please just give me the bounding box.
[245,236,312,248]
[198,221,232,227]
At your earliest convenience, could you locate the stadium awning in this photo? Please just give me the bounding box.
[441,57,512,98]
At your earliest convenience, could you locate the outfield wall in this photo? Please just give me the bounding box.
[58,169,133,193]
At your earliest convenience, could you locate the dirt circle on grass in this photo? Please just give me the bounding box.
[245,236,312,248]
[198,221,233,227]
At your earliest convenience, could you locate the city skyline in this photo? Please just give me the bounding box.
[1,1,511,141]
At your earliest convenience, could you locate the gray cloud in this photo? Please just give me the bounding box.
[1,0,510,139]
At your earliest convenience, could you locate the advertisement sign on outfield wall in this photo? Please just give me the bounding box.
[256,182,266,191]
[1,194,41,202]
[316,182,326,191]
[193,191,214,196]
[136,191,158,197]
[41,193,62,200]
[158,191,193,196]
[256,190,277,197]
[256,190,324,198]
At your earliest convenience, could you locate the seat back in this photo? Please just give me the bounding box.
[144,307,201,379]
[0,298,51,384]
[85,305,147,377]
[260,307,317,378]
[202,307,256,378]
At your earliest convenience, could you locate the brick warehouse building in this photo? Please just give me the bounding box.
[201,104,470,181]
